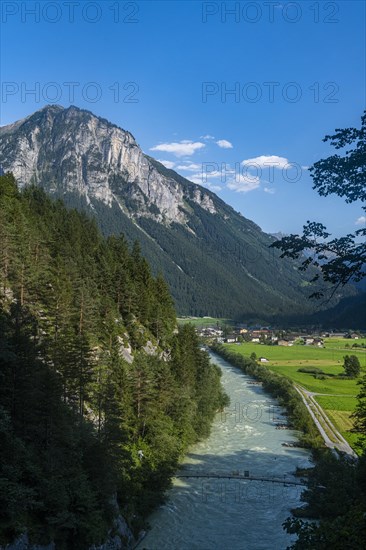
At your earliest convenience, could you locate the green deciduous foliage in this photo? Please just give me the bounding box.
[352,375,366,452]
[283,452,366,550]
[268,112,366,548]
[343,354,361,377]
[272,112,366,299]
[283,506,366,550]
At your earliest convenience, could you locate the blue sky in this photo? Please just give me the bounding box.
[1,0,365,235]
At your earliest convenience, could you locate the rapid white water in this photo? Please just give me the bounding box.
[137,351,312,550]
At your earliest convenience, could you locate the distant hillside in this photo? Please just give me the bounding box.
[313,293,366,329]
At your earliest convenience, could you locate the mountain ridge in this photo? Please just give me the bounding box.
[0,105,352,318]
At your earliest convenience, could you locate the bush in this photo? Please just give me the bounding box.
[298,367,324,374]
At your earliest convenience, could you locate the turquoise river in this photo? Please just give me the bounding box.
[136,351,312,549]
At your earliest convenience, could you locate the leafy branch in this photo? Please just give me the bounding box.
[271,112,366,300]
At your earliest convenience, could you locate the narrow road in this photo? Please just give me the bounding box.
[294,384,357,458]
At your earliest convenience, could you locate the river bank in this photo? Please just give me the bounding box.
[136,351,312,549]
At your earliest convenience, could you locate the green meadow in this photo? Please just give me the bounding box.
[323,337,366,349]
[225,341,365,449]
[314,395,358,411]
[314,395,360,448]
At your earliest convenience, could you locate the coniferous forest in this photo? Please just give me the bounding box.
[0,173,228,548]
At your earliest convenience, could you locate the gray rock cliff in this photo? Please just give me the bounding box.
[0,105,216,225]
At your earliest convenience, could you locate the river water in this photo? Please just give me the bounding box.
[137,351,312,550]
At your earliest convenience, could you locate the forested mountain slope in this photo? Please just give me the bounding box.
[0,174,227,548]
[0,105,346,318]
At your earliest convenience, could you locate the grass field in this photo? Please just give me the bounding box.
[324,337,366,349]
[228,341,366,364]
[314,395,358,411]
[314,395,359,448]
[225,342,365,449]
[319,409,359,448]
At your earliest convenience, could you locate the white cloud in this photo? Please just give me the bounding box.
[187,175,205,185]
[150,141,205,157]
[201,181,223,192]
[201,134,215,140]
[182,172,222,192]
[242,155,289,169]
[176,163,202,172]
[355,216,366,226]
[205,170,224,179]
[227,174,261,193]
[264,187,276,194]
[177,163,229,180]
[157,159,175,169]
[188,171,225,184]
[216,139,233,149]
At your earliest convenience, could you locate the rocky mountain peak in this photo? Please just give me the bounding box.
[0,105,217,224]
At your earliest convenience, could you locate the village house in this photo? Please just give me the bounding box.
[277,339,289,346]
[277,339,295,346]
[251,329,271,338]
[225,334,238,343]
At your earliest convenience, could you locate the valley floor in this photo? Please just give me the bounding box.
[225,340,366,452]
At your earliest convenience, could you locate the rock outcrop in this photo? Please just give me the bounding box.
[0,105,215,225]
